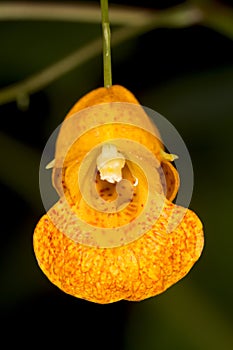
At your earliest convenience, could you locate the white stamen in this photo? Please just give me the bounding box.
[97,144,125,183]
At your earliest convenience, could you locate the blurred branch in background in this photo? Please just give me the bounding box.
[0,1,232,106]
[0,1,201,25]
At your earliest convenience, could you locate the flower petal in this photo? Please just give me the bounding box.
[33,199,203,304]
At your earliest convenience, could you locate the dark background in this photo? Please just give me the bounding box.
[0,0,233,349]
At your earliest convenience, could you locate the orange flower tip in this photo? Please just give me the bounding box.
[160,149,179,162]
[96,144,125,183]
[45,158,55,170]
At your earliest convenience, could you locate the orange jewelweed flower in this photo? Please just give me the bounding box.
[33,85,204,304]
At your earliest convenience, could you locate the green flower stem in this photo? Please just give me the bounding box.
[101,0,112,88]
